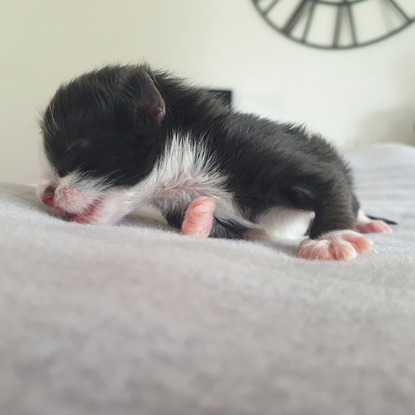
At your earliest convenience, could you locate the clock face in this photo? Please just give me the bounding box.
[252,0,415,50]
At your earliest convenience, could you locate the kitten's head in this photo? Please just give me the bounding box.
[38,65,166,224]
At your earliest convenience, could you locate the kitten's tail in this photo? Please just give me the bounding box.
[367,215,397,225]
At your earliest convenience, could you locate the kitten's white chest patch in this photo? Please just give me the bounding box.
[133,133,239,217]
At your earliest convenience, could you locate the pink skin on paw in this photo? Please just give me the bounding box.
[182,197,216,238]
[297,230,375,261]
[356,220,392,234]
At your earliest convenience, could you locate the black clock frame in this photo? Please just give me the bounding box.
[252,0,415,50]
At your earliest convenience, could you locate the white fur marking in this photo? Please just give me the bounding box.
[133,133,235,215]
[357,209,371,225]
[257,207,314,239]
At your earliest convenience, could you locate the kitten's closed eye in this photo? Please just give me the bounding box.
[57,147,89,177]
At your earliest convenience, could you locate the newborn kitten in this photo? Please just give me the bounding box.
[37,64,393,260]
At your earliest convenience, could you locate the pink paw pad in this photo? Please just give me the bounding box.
[356,220,392,234]
[181,197,217,238]
[297,230,375,261]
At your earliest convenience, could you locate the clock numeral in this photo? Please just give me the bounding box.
[345,3,358,47]
[282,0,312,36]
[382,0,411,24]
[263,0,281,16]
[301,1,316,44]
[333,5,344,48]
[332,2,357,48]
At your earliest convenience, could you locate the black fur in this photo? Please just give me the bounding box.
[42,64,361,239]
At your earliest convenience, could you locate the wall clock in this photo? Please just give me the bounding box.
[252,0,415,50]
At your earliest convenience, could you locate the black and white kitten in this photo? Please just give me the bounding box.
[37,64,392,260]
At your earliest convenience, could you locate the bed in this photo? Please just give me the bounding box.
[1,143,415,415]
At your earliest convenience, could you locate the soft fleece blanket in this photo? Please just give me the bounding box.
[1,143,415,415]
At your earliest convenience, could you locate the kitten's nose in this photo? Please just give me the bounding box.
[41,185,56,208]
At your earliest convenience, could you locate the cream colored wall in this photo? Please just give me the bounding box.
[1,0,414,184]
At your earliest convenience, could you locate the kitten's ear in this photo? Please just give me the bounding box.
[136,72,166,124]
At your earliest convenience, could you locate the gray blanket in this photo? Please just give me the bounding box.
[1,143,415,415]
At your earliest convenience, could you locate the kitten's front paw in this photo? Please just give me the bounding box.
[181,197,216,238]
[297,230,375,261]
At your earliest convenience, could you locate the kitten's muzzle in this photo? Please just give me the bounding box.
[40,184,100,222]
[40,185,56,209]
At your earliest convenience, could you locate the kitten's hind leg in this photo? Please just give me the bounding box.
[181,197,216,237]
[167,197,261,239]
[295,188,375,261]
[355,210,393,234]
